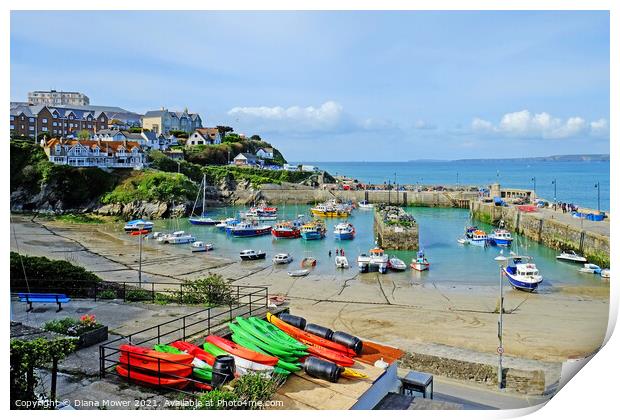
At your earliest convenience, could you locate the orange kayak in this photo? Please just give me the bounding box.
[205,335,279,366]
[119,344,193,376]
[116,365,189,388]
[267,313,356,357]
[170,341,216,366]
[305,344,355,367]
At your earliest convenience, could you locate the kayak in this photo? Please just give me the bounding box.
[116,365,189,389]
[153,344,184,354]
[203,342,274,374]
[231,332,302,372]
[229,322,306,360]
[235,317,308,355]
[119,345,193,376]
[304,343,356,367]
[205,335,279,366]
[248,317,307,349]
[266,313,356,357]
[170,341,215,366]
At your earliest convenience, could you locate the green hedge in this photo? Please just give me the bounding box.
[10,252,102,296]
[101,170,198,204]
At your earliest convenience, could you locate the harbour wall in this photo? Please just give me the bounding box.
[246,184,478,208]
[374,208,419,250]
[471,202,610,267]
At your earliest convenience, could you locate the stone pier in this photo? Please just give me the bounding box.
[374,205,419,250]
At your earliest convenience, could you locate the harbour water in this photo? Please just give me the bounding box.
[142,205,608,290]
[302,160,610,211]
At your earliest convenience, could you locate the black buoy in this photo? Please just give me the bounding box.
[304,356,342,383]
[332,331,363,355]
[211,355,235,388]
[304,323,334,340]
[278,313,307,330]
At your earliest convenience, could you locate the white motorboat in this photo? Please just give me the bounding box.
[600,269,610,279]
[579,263,602,274]
[335,256,349,269]
[240,249,267,261]
[191,241,213,252]
[288,269,310,277]
[556,250,587,263]
[488,229,513,247]
[273,253,293,265]
[388,256,407,271]
[358,248,388,273]
[358,200,374,209]
[160,231,196,244]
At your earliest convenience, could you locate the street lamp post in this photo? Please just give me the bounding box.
[394,172,397,205]
[595,181,600,212]
[136,221,145,287]
[531,177,536,193]
[388,180,391,205]
[494,252,508,390]
[552,179,557,204]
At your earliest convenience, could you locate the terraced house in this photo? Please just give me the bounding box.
[40,138,145,169]
[141,107,202,135]
[10,104,109,139]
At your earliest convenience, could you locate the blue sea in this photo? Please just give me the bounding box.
[297,160,610,211]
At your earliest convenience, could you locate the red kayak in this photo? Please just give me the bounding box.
[116,365,189,388]
[170,341,216,366]
[119,344,193,376]
[205,335,279,366]
[306,344,355,367]
[267,313,356,357]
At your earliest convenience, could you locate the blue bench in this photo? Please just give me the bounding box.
[17,293,71,312]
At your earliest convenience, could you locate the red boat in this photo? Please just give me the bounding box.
[119,345,193,376]
[271,221,301,239]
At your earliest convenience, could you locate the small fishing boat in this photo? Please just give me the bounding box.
[388,256,407,271]
[301,257,317,267]
[310,203,350,218]
[358,200,374,209]
[300,222,326,240]
[459,227,488,246]
[191,241,213,252]
[239,249,266,261]
[600,269,610,279]
[216,218,239,231]
[240,207,278,221]
[579,263,602,274]
[503,255,543,292]
[229,222,272,237]
[288,269,310,277]
[160,231,196,244]
[556,250,587,263]
[410,251,430,271]
[271,221,302,239]
[333,222,355,240]
[488,229,513,246]
[124,219,154,232]
[272,253,293,265]
[358,248,388,274]
[335,256,349,269]
[189,174,218,225]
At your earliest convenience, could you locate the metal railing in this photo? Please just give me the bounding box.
[98,285,269,394]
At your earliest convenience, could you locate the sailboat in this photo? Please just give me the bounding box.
[189,174,218,225]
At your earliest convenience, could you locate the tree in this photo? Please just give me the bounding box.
[250,134,261,141]
[77,129,90,140]
[129,127,143,133]
[216,125,234,139]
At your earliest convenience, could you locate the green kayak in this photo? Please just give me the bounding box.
[231,331,301,372]
[248,317,307,349]
[193,367,212,382]
[203,342,229,358]
[153,344,185,354]
[235,317,307,354]
[229,322,307,359]
[154,344,213,382]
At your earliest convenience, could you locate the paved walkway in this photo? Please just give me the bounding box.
[533,207,609,237]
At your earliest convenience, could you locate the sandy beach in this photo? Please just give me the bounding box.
[10,214,609,364]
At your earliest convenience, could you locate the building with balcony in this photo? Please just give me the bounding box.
[10,104,108,139]
[28,90,90,106]
[41,138,145,169]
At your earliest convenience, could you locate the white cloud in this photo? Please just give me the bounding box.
[590,118,609,138]
[413,120,437,130]
[471,110,604,140]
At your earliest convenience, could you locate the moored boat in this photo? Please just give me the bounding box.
[271,221,301,239]
[333,222,355,240]
[229,222,272,237]
[556,250,588,263]
[189,174,218,225]
[301,257,317,267]
[358,248,388,273]
[503,255,543,292]
[124,219,154,232]
[160,231,196,244]
[273,253,293,264]
[489,229,513,246]
[335,256,349,269]
[358,200,374,209]
[240,249,266,261]
[579,263,602,274]
[310,203,351,218]
[410,250,430,271]
[216,218,239,231]
[300,222,326,240]
[600,269,610,279]
[388,256,407,271]
[191,241,213,252]
[288,269,310,277]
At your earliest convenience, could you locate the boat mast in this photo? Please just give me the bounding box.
[202,173,206,217]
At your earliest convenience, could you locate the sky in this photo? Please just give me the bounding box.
[10,11,610,161]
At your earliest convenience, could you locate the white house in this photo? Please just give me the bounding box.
[233,153,259,166]
[187,128,222,146]
[256,147,274,160]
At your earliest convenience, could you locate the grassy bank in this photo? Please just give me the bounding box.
[101,170,198,204]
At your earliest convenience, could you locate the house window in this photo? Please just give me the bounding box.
[53,121,58,126]
[88,124,91,128]
[42,127,48,132]
[29,117,34,122]
[10,124,14,130]
[42,118,48,123]
[29,126,34,131]
[55,145,61,153]
[21,125,24,129]
[10,116,14,121]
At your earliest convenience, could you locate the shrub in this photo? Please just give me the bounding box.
[189,373,280,410]
[10,252,102,296]
[101,170,198,205]
[125,289,153,302]
[96,290,117,300]
[173,274,236,306]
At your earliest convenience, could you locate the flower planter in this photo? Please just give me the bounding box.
[77,325,108,348]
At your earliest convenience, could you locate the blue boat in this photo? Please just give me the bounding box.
[216,218,239,231]
[503,255,543,292]
[229,222,272,237]
[300,222,326,240]
[333,222,355,240]
[124,219,154,232]
[489,229,513,246]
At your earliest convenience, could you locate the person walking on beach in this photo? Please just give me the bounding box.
[329,250,332,258]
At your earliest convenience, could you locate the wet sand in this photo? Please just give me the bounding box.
[10,214,610,364]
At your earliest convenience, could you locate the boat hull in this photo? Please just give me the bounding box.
[410,262,430,271]
[240,253,266,261]
[231,227,272,237]
[301,232,324,240]
[490,238,513,246]
[272,229,301,239]
[189,219,218,226]
[503,268,542,292]
[334,232,354,240]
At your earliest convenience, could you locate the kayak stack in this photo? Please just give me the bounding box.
[116,344,194,389]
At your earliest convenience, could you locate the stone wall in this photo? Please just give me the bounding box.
[471,202,610,267]
[400,352,546,395]
[374,207,419,250]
